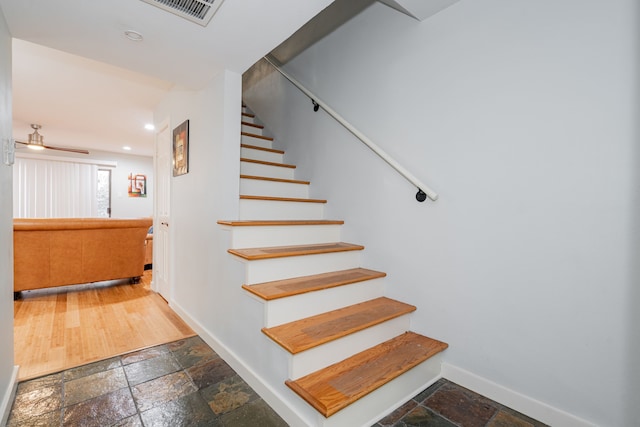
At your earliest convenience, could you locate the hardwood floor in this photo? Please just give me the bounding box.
[13,270,195,381]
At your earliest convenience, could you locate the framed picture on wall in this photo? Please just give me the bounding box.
[173,120,189,176]
[128,173,147,197]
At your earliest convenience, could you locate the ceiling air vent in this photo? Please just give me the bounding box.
[140,0,224,26]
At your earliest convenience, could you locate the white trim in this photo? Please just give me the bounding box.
[15,152,117,168]
[0,366,19,426]
[152,118,170,296]
[441,363,597,427]
[169,301,312,427]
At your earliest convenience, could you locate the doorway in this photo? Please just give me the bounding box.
[97,168,111,217]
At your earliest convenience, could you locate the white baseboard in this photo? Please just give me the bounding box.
[169,301,312,427]
[0,365,19,426]
[441,363,596,427]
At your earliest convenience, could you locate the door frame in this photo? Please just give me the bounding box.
[152,118,172,300]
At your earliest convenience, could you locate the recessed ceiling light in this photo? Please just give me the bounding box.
[123,146,132,151]
[145,123,155,131]
[124,30,144,42]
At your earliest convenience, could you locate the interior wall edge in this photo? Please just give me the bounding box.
[0,365,19,427]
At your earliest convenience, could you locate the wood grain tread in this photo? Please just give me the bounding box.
[240,158,296,169]
[241,121,264,129]
[240,175,310,185]
[240,195,327,204]
[262,297,415,354]
[285,332,448,417]
[241,144,284,154]
[217,220,344,227]
[242,268,386,301]
[228,242,363,261]
[242,131,273,141]
[242,112,255,118]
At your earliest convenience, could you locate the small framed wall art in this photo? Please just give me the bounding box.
[173,120,189,176]
[128,173,147,197]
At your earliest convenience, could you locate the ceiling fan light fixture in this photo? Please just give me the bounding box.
[27,124,45,150]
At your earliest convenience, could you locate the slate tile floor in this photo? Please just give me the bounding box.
[8,336,285,427]
[372,378,548,427]
[8,336,547,427]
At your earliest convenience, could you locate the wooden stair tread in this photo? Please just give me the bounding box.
[243,268,386,300]
[285,332,448,417]
[242,131,273,141]
[240,158,296,169]
[217,220,344,227]
[229,242,363,261]
[262,297,415,354]
[240,175,310,185]
[241,121,264,129]
[240,144,284,154]
[240,195,327,204]
[242,112,255,118]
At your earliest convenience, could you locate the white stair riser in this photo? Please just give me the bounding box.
[318,353,444,427]
[239,200,325,220]
[241,114,256,125]
[242,124,264,135]
[226,225,342,249]
[235,107,445,427]
[239,251,362,285]
[241,135,272,149]
[263,278,385,328]
[241,162,295,180]
[241,147,283,164]
[240,178,309,199]
[289,315,412,379]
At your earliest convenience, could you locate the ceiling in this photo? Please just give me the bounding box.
[0,0,335,156]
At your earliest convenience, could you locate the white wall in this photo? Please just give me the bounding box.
[154,70,241,325]
[155,70,325,426]
[243,1,639,426]
[0,8,17,426]
[98,151,153,218]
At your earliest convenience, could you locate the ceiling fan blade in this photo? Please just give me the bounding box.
[15,140,89,154]
[42,145,90,155]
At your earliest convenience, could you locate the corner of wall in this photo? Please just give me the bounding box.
[441,364,597,427]
[169,301,312,427]
[0,366,19,426]
[0,6,16,426]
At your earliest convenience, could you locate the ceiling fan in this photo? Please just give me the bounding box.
[15,124,89,154]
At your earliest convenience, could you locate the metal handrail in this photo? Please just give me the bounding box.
[263,55,438,202]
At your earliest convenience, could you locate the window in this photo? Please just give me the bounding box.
[97,169,112,217]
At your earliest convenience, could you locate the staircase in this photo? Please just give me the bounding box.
[217,106,448,426]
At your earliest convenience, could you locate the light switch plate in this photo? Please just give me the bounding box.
[3,138,15,166]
